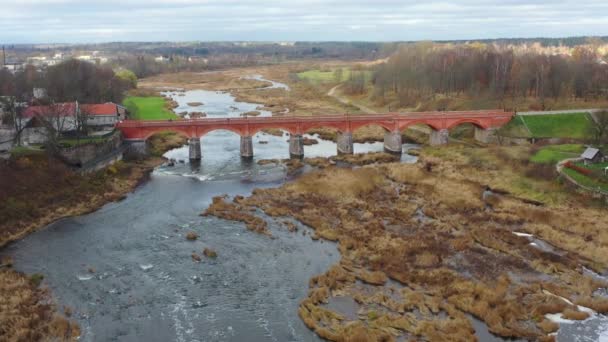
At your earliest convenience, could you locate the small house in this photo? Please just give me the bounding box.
[581,147,604,165]
[82,103,126,128]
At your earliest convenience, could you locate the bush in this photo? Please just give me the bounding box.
[186,232,199,241]
[203,248,218,258]
[29,273,44,287]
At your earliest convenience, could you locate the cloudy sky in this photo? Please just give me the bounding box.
[0,0,607,43]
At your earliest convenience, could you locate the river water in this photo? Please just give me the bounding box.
[3,79,607,342]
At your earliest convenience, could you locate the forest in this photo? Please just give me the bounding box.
[359,43,608,109]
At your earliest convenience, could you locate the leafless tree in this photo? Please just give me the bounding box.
[589,110,608,145]
[75,103,91,136]
[36,102,75,152]
[0,96,25,146]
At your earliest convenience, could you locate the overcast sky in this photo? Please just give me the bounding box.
[0,0,607,43]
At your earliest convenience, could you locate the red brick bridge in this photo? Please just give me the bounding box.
[116,110,514,160]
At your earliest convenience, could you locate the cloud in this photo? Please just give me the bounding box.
[0,0,606,43]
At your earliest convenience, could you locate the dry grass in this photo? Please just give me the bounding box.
[0,269,80,341]
[561,308,590,320]
[202,144,608,341]
[202,196,271,236]
[287,168,385,199]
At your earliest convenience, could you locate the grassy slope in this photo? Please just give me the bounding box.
[521,113,594,139]
[530,144,585,164]
[498,115,531,138]
[123,96,178,120]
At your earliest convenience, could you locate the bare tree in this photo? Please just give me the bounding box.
[0,96,25,146]
[74,102,90,136]
[589,110,608,145]
[36,102,75,152]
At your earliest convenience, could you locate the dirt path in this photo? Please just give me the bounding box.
[327,84,376,114]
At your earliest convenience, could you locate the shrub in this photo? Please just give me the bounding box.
[29,273,44,287]
[203,248,218,258]
[186,232,199,241]
[561,308,590,321]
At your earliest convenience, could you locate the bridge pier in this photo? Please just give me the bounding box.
[123,140,148,160]
[289,134,304,159]
[337,132,354,154]
[430,129,449,146]
[383,131,402,154]
[240,135,253,159]
[189,138,201,161]
[474,127,498,144]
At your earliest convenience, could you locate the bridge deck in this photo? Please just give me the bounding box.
[117,111,511,127]
[116,110,515,140]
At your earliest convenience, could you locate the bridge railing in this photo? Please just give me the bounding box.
[116,110,513,127]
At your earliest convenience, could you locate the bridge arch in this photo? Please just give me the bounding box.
[398,120,442,132]
[299,122,345,134]
[198,126,246,137]
[141,128,192,141]
[251,126,298,137]
[349,121,393,133]
[445,118,487,130]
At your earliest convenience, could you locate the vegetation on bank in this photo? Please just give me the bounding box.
[0,266,81,341]
[0,132,187,247]
[123,96,178,120]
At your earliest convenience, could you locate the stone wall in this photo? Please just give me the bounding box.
[57,131,123,167]
[0,128,15,152]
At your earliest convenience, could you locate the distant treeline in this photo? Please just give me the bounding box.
[361,43,608,108]
[5,37,607,56]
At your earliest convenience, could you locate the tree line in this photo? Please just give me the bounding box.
[0,59,133,104]
[368,43,608,109]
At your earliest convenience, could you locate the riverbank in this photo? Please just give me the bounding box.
[205,146,608,341]
[0,133,187,341]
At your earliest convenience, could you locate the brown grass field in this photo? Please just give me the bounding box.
[204,146,608,341]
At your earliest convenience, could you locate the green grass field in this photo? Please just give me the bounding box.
[59,136,110,147]
[10,145,44,158]
[123,96,178,120]
[563,162,608,192]
[521,113,594,139]
[297,68,373,84]
[530,144,585,164]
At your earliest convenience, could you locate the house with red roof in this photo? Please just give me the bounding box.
[81,103,127,127]
[19,102,126,144]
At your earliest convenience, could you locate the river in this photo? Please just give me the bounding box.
[3,79,607,342]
